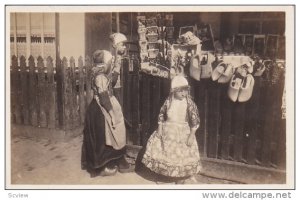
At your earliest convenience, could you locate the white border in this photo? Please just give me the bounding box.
[4,4,295,191]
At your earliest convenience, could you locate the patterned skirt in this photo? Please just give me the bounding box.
[142,121,201,177]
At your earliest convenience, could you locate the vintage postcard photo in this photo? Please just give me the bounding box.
[5,5,295,190]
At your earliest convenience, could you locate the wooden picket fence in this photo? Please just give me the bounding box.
[134,72,286,170]
[10,55,93,131]
[11,55,286,171]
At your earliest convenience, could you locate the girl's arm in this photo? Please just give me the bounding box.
[111,71,119,87]
[157,99,169,137]
[95,75,116,126]
[187,98,200,129]
[111,56,122,87]
[158,98,169,124]
[187,99,200,146]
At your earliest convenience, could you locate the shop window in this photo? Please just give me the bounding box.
[10,13,56,59]
[238,12,285,35]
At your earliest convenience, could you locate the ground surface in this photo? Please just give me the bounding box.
[10,135,238,188]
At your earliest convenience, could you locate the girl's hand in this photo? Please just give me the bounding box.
[109,111,116,129]
[186,134,195,147]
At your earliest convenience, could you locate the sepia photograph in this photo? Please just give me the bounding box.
[5,5,294,190]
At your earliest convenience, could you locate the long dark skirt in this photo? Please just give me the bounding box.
[81,99,125,173]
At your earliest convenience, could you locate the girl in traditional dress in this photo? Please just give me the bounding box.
[81,50,130,178]
[142,75,201,184]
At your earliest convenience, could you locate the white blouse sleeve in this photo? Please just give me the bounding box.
[94,74,109,93]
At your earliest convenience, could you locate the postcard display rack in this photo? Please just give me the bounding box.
[136,14,285,84]
[137,13,175,79]
[138,14,206,80]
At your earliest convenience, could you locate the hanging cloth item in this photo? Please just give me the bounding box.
[189,54,202,81]
[200,52,215,79]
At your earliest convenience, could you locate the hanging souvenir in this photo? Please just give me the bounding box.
[228,64,255,102]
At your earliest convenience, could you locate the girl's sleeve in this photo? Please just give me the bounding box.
[111,71,119,87]
[158,99,169,124]
[187,99,200,129]
[94,75,113,111]
[111,56,122,87]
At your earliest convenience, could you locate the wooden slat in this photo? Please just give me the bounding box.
[261,83,275,167]
[191,78,207,156]
[245,76,262,164]
[62,57,73,130]
[206,80,221,158]
[270,71,285,168]
[70,57,80,128]
[28,56,38,127]
[78,56,86,125]
[85,56,93,106]
[46,56,56,129]
[135,60,142,146]
[141,74,151,145]
[219,83,233,160]
[254,79,269,164]
[276,74,286,169]
[131,72,140,145]
[10,56,18,124]
[150,76,161,134]
[277,119,286,170]
[232,102,246,162]
[20,56,29,125]
[13,57,22,124]
[122,58,133,144]
[55,57,64,128]
[37,56,47,128]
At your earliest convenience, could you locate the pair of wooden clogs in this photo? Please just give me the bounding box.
[228,70,255,102]
[211,61,234,83]
[189,52,214,81]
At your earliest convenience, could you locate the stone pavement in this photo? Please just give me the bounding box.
[10,134,238,188]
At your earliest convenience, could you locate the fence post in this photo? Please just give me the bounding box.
[20,56,29,125]
[78,56,86,125]
[62,57,72,130]
[206,80,221,158]
[245,77,262,165]
[37,56,47,128]
[56,57,64,128]
[14,57,22,124]
[10,56,18,124]
[141,74,151,146]
[123,58,133,144]
[261,83,276,167]
[219,83,233,160]
[191,78,207,157]
[150,76,161,134]
[85,56,93,106]
[131,64,140,145]
[70,57,80,128]
[28,56,38,127]
[46,56,56,129]
[232,102,246,162]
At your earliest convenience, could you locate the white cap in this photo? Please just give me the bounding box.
[171,75,189,90]
[110,33,127,46]
[92,50,112,64]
